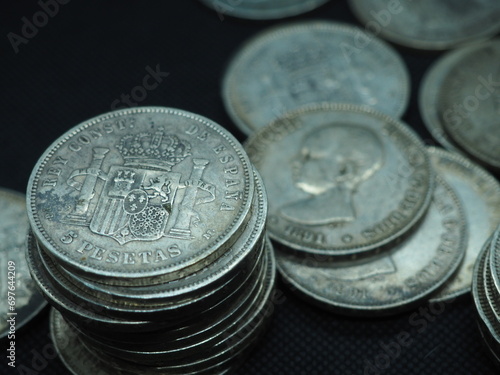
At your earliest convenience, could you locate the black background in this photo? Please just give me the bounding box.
[0,1,497,374]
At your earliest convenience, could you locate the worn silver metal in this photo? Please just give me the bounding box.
[438,40,500,169]
[27,107,254,285]
[428,147,500,302]
[349,0,500,50]
[484,250,500,327]
[223,21,410,135]
[490,229,500,304]
[276,175,466,315]
[245,103,433,257]
[199,0,330,20]
[75,244,266,354]
[38,238,257,321]
[26,231,153,332]
[0,188,47,339]
[73,242,268,365]
[472,236,500,359]
[419,48,467,152]
[57,169,267,306]
[49,238,275,375]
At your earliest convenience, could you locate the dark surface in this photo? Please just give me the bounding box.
[0,1,497,374]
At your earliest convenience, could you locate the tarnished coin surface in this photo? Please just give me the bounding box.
[245,103,433,256]
[50,239,275,374]
[419,48,468,152]
[199,0,330,20]
[223,21,410,134]
[428,147,500,302]
[484,251,500,326]
[27,107,254,284]
[51,308,133,375]
[0,188,47,339]
[276,175,466,315]
[438,40,500,169]
[490,229,500,302]
[61,169,267,304]
[472,237,500,357]
[26,232,153,332]
[349,0,500,50]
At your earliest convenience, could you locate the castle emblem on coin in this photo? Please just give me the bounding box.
[64,130,216,244]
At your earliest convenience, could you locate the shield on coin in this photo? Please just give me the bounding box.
[89,165,181,244]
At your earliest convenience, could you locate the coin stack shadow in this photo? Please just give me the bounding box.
[25,107,275,375]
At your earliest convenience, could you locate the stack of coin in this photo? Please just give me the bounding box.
[245,103,500,316]
[420,39,500,170]
[25,107,274,374]
[472,227,500,367]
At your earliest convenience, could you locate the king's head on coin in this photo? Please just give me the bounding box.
[281,124,384,225]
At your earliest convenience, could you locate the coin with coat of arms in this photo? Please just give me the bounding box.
[27,107,254,284]
[222,21,410,135]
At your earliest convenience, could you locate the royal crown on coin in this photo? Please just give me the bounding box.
[117,130,191,171]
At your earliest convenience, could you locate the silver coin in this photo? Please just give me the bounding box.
[472,236,500,357]
[38,238,258,321]
[419,47,470,152]
[76,244,266,353]
[26,231,154,332]
[438,40,500,169]
[484,249,500,326]
[276,175,466,315]
[348,0,500,50]
[50,308,131,375]
[103,241,275,373]
[50,239,275,374]
[199,0,331,20]
[35,174,265,321]
[222,21,410,135]
[76,242,269,365]
[245,103,433,257]
[428,147,500,302]
[489,229,500,300]
[27,107,254,285]
[60,168,267,308]
[51,307,242,375]
[0,188,47,339]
